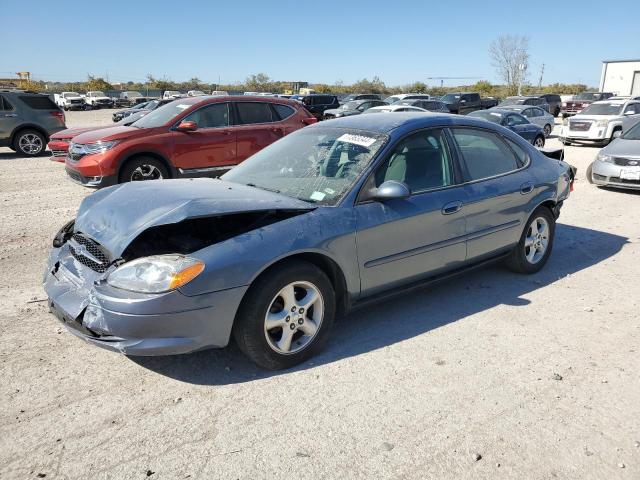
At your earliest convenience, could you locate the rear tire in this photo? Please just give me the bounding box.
[233,261,336,370]
[533,135,545,148]
[505,207,555,274]
[13,129,46,157]
[119,157,168,183]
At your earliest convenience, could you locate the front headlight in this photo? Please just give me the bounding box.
[107,255,205,293]
[335,112,343,118]
[596,152,613,163]
[596,119,609,127]
[71,140,119,155]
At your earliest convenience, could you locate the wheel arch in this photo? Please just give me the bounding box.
[117,151,175,181]
[243,251,351,318]
[10,124,49,145]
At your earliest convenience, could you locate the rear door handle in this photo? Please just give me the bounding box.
[520,182,534,194]
[442,201,463,215]
[3,113,17,117]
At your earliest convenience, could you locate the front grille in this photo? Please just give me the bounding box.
[569,120,591,131]
[51,149,67,157]
[608,176,640,185]
[613,157,640,166]
[69,152,85,162]
[69,233,110,272]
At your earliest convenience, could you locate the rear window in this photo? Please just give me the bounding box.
[273,104,295,120]
[236,102,274,124]
[19,95,58,110]
[0,96,14,110]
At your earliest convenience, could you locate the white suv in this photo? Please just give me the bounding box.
[560,98,640,145]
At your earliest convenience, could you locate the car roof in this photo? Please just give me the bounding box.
[315,111,497,135]
[481,109,519,115]
[500,104,543,111]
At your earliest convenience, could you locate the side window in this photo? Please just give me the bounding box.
[522,108,532,117]
[236,102,274,124]
[273,104,295,120]
[183,103,229,128]
[624,103,639,115]
[375,129,453,193]
[469,93,480,102]
[358,102,372,111]
[507,114,528,126]
[0,96,6,110]
[505,138,529,167]
[451,128,519,180]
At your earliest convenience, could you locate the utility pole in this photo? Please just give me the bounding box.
[537,63,545,89]
[517,64,526,96]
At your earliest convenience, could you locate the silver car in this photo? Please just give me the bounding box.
[498,105,555,138]
[589,121,640,190]
[44,114,575,370]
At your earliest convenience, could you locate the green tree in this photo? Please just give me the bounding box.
[86,76,113,91]
[244,73,271,92]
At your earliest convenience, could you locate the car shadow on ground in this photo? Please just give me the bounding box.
[0,151,49,160]
[132,224,628,385]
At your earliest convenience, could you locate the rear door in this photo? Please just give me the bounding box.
[171,102,236,171]
[0,95,20,142]
[355,128,468,295]
[234,101,284,163]
[450,127,533,260]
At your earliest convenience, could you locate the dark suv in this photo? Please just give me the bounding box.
[291,94,340,120]
[536,94,562,117]
[0,89,66,156]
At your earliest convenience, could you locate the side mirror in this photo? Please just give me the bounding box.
[176,120,198,132]
[373,180,411,201]
[624,110,636,115]
[460,99,467,104]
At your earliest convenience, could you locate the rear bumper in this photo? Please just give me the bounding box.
[44,245,247,356]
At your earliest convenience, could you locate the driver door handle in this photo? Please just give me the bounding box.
[442,201,463,215]
[520,182,534,194]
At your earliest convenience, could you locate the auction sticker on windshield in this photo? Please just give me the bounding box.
[337,133,377,148]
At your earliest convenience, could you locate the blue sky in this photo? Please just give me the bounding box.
[1,0,639,87]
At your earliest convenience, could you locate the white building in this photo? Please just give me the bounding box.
[600,59,640,96]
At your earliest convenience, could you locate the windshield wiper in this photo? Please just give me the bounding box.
[245,183,281,194]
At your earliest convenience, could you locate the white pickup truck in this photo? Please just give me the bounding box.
[560,98,640,145]
[84,91,113,109]
[55,92,86,111]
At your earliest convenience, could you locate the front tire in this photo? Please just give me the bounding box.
[233,261,336,370]
[119,157,168,183]
[13,129,46,157]
[505,207,555,274]
[543,124,552,137]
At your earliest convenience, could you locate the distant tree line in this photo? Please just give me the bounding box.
[18,72,593,99]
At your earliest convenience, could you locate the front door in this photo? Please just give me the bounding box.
[355,128,468,296]
[234,101,284,163]
[504,113,538,142]
[171,102,236,170]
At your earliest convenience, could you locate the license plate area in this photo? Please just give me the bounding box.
[620,169,640,181]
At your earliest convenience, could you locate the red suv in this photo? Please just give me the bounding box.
[64,96,317,187]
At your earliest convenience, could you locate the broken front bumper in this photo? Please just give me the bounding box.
[43,244,247,356]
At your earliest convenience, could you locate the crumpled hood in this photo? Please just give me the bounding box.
[74,178,313,257]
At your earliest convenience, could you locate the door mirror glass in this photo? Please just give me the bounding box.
[374,180,411,201]
[176,120,198,132]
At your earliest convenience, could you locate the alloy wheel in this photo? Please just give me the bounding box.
[524,217,549,264]
[534,137,545,148]
[130,164,163,181]
[19,134,43,155]
[543,124,552,137]
[264,281,324,354]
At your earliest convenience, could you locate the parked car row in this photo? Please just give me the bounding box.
[111,98,175,122]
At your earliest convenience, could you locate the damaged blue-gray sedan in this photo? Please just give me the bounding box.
[44,113,575,369]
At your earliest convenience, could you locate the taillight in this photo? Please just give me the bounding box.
[50,110,65,124]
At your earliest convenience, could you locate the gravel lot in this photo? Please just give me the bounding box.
[1,110,639,479]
